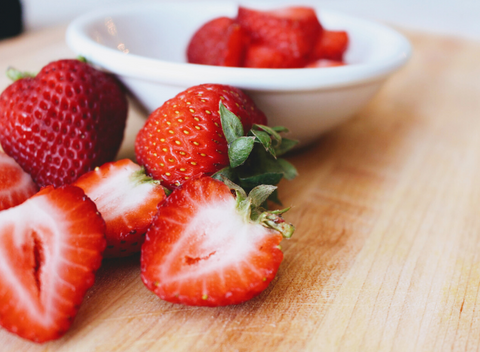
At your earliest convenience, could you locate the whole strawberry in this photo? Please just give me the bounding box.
[0,59,128,187]
[135,83,267,190]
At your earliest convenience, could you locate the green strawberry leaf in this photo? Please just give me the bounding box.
[212,166,239,184]
[274,138,298,156]
[6,67,35,82]
[272,126,290,133]
[228,136,255,168]
[250,129,275,157]
[239,172,284,190]
[248,184,277,207]
[253,124,282,144]
[277,158,298,180]
[220,102,244,144]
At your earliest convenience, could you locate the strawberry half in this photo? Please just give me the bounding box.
[0,151,38,210]
[135,84,267,190]
[0,59,128,187]
[74,159,167,258]
[0,185,105,343]
[237,6,322,63]
[187,17,248,67]
[141,176,294,307]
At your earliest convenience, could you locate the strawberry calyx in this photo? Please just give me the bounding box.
[6,57,87,82]
[130,166,171,196]
[6,67,35,81]
[222,177,294,238]
[213,102,298,203]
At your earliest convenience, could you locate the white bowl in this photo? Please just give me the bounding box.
[66,1,411,146]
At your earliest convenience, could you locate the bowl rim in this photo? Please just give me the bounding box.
[66,1,412,92]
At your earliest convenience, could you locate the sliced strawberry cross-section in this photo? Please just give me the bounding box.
[0,151,38,210]
[0,185,105,343]
[141,176,294,307]
[187,16,248,67]
[74,159,167,258]
[237,6,322,61]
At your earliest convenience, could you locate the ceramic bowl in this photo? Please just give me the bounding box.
[66,1,411,146]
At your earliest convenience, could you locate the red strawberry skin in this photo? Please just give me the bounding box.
[0,59,128,188]
[135,84,267,190]
[0,151,38,210]
[0,184,105,343]
[243,43,307,68]
[237,6,322,62]
[311,30,349,61]
[74,159,166,258]
[187,17,248,67]
[141,177,283,306]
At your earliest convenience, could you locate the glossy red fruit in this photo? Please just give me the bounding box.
[0,185,105,343]
[237,6,322,61]
[0,151,37,210]
[74,159,167,258]
[0,59,128,187]
[135,84,267,190]
[141,176,291,307]
[243,43,307,68]
[187,17,248,67]
[311,30,349,61]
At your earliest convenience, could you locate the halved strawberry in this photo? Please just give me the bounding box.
[187,17,248,67]
[74,159,167,258]
[311,30,349,61]
[0,151,38,210]
[0,185,105,343]
[237,6,322,61]
[141,176,294,307]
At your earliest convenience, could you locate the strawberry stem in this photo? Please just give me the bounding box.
[6,67,35,81]
[259,212,295,239]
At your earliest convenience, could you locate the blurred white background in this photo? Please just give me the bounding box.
[21,0,480,41]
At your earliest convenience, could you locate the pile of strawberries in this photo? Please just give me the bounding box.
[187,6,349,69]
[0,19,300,342]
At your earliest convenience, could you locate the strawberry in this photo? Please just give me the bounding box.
[187,17,248,67]
[0,58,128,188]
[0,185,105,343]
[135,84,268,190]
[141,176,294,306]
[0,151,38,210]
[311,30,349,61]
[237,6,322,62]
[243,43,307,68]
[73,158,167,258]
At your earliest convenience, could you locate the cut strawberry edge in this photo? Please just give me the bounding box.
[237,6,322,59]
[0,151,38,211]
[0,185,105,343]
[187,17,248,67]
[74,159,167,258]
[141,176,293,306]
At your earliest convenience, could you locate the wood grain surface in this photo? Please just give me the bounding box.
[1,25,480,352]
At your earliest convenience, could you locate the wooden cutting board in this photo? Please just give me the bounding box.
[1,24,480,352]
